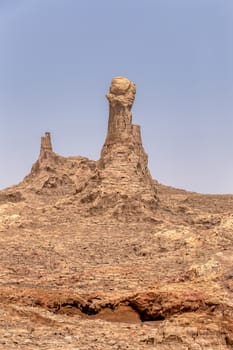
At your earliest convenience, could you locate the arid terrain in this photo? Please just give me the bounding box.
[1,77,233,349]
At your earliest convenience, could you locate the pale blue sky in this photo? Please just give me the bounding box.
[0,0,233,193]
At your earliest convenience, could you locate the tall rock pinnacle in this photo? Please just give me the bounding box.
[105,76,136,142]
[100,77,154,191]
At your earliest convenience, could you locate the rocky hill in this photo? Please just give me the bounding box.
[0,77,233,349]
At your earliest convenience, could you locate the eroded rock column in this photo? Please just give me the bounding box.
[100,77,153,187]
[105,77,136,142]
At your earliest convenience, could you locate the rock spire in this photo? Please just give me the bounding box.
[100,77,155,191]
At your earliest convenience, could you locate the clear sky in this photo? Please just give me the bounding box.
[0,0,233,193]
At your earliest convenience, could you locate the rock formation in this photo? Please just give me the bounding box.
[22,132,96,199]
[100,77,154,189]
[84,76,158,219]
[75,76,158,220]
[1,77,233,349]
[2,76,158,220]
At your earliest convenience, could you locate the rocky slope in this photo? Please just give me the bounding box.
[0,77,233,349]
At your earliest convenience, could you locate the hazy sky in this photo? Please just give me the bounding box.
[0,0,233,193]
